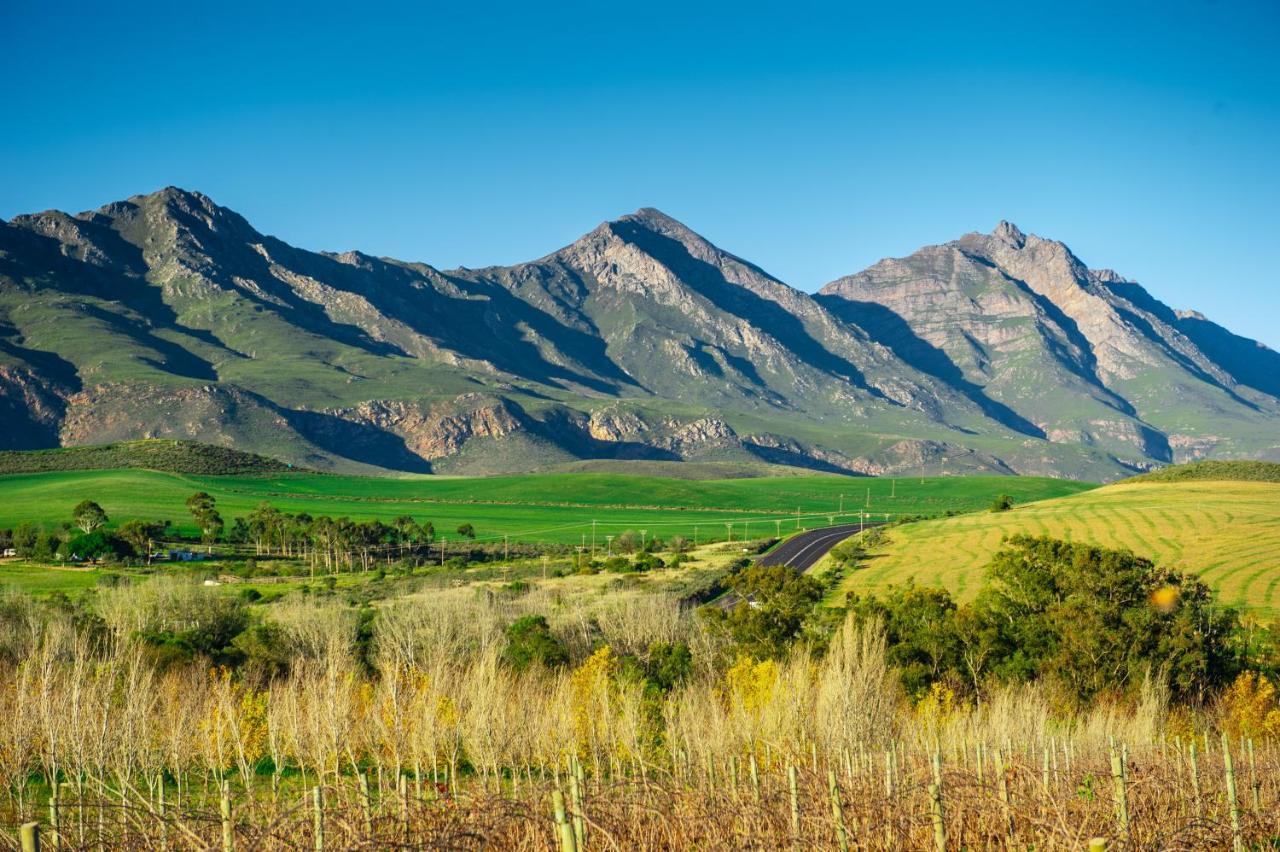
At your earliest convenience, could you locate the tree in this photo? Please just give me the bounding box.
[848,582,961,697]
[990,494,1014,512]
[502,615,569,671]
[187,492,224,544]
[118,519,165,564]
[701,564,825,659]
[72,500,108,534]
[456,523,476,540]
[59,530,133,562]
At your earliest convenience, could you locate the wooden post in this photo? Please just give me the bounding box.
[828,770,849,852]
[312,787,324,852]
[929,782,946,851]
[1222,733,1243,852]
[569,765,586,850]
[1189,741,1203,820]
[788,764,800,846]
[750,753,761,801]
[1247,739,1261,814]
[20,822,40,852]
[883,750,896,849]
[48,791,59,852]
[158,779,167,852]
[1109,746,1130,843]
[220,780,233,852]
[994,748,1014,845]
[357,772,373,840]
[552,789,578,852]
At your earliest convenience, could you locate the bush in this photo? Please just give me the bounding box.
[848,535,1242,704]
[990,494,1014,512]
[60,530,134,562]
[701,564,825,660]
[502,615,569,671]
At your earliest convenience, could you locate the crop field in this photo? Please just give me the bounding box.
[842,479,1280,618]
[0,468,1090,544]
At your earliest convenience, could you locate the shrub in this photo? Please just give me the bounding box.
[990,494,1014,512]
[60,530,134,562]
[502,615,569,671]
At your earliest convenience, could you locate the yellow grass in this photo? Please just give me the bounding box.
[840,480,1280,619]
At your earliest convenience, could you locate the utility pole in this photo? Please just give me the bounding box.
[694,525,699,547]
[775,519,782,537]
[606,534,614,556]
[592,520,597,557]
[891,478,896,498]
[796,506,802,530]
[504,534,509,562]
[866,487,871,508]
[839,493,845,514]
[440,537,446,567]
[640,529,648,550]
[725,521,733,543]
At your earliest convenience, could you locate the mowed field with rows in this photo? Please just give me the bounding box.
[0,468,1090,545]
[843,479,1280,618]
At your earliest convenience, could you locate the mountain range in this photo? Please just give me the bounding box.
[1,187,1276,479]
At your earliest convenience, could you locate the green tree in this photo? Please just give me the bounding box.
[186,492,224,544]
[455,523,476,540]
[502,615,569,671]
[701,564,825,659]
[990,494,1014,512]
[72,500,108,534]
[118,519,165,564]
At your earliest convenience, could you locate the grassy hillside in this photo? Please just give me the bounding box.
[1125,460,1280,483]
[0,440,294,475]
[840,479,1280,618]
[0,469,1091,544]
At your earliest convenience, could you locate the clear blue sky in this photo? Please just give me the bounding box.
[3,0,1278,347]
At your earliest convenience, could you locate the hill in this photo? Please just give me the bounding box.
[2,188,1276,478]
[839,478,1280,619]
[0,439,294,475]
[1125,460,1280,483]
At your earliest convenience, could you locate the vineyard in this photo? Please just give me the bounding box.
[3,573,1280,850]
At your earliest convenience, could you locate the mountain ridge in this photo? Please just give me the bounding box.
[2,187,1275,479]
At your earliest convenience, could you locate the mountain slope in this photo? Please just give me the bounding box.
[819,221,1280,467]
[2,190,1275,478]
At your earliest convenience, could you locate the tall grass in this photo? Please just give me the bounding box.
[0,585,1275,849]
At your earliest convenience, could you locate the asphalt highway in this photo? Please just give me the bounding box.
[755,521,885,572]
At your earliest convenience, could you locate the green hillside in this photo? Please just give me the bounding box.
[0,440,295,476]
[1125,460,1280,483]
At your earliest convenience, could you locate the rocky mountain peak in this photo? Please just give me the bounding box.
[992,220,1027,248]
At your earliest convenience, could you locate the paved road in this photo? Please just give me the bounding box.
[756,522,885,572]
[711,521,886,609]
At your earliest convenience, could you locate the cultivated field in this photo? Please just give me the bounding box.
[841,479,1280,618]
[0,468,1090,545]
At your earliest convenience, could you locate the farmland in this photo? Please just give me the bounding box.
[0,467,1090,545]
[839,478,1280,618]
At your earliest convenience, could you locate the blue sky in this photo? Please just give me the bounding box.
[3,0,1278,347]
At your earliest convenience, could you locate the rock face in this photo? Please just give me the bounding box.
[819,222,1280,467]
[1,189,1276,478]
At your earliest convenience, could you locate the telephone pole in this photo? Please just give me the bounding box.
[592,520,597,557]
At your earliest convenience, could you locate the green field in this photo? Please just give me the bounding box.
[0,468,1092,545]
[841,479,1280,618]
